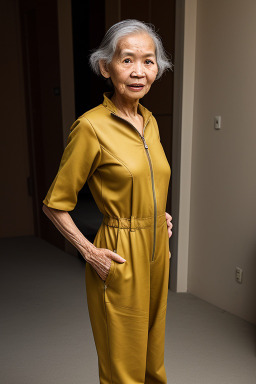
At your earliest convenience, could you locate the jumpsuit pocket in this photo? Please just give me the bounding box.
[104,258,116,287]
[104,226,125,288]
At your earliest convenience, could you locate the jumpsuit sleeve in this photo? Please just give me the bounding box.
[42,117,101,211]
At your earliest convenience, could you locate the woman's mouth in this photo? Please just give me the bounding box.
[127,84,145,92]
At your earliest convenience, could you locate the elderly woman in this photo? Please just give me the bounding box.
[42,19,173,384]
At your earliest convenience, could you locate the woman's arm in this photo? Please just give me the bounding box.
[42,204,126,281]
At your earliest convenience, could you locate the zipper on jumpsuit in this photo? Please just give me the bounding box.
[103,111,157,382]
[111,112,157,262]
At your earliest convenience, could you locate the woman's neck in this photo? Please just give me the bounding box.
[111,92,140,118]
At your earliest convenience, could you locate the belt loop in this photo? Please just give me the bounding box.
[130,215,135,232]
[114,218,120,252]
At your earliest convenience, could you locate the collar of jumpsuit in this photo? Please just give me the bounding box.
[102,91,153,133]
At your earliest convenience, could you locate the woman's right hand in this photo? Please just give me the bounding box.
[86,247,126,282]
[41,205,126,282]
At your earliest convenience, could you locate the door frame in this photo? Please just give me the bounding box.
[170,0,197,292]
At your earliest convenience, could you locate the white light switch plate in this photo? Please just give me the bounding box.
[214,116,221,129]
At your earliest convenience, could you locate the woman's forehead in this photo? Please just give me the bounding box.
[115,33,156,55]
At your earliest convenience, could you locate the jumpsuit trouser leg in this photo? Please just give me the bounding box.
[85,213,170,384]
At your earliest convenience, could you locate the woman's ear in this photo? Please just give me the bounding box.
[99,60,111,79]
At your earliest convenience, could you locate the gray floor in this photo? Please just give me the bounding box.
[0,236,255,384]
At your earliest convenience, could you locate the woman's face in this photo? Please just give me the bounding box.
[100,32,158,102]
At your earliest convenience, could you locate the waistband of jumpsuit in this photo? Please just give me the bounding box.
[103,213,166,232]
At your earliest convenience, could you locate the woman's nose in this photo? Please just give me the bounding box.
[131,62,145,77]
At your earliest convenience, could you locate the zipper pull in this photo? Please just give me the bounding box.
[142,137,148,149]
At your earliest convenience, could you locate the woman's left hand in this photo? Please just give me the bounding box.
[165,212,173,259]
[165,212,173,238]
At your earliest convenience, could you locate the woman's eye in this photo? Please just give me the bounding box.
[145,59,154,65]
[123,58,131,63]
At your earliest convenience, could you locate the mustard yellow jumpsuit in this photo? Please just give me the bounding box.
[43,92,171,384]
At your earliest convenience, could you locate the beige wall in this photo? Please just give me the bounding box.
[187,0,256,324]
[0,0,34,237]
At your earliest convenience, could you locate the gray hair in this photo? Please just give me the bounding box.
[89,19,173,81]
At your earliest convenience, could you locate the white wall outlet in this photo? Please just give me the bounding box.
[235,267,243,283]
[214,116,221,129]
